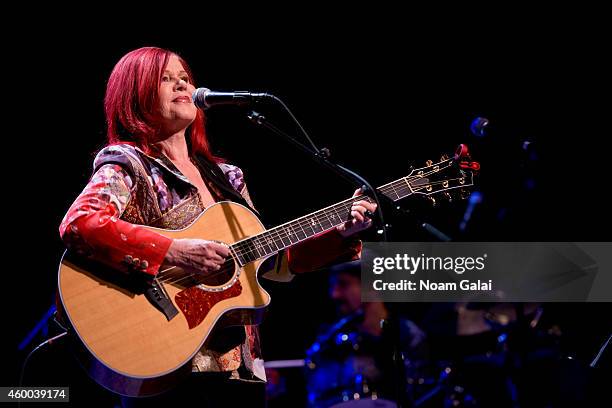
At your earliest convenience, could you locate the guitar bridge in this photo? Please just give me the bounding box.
[144,278,179,321]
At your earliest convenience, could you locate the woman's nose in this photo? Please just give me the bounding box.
[175,79,187,91]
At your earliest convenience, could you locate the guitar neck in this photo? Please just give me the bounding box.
[229,175,416,266]
[229,156,472,266]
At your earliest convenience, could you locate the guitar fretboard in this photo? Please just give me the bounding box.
[230,179,416,265]
[229,157,459,265]
[230,195,372,265]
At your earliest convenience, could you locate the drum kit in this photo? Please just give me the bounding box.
[269,310,400,408]
[303,313,394,407]
[265,300,594,407]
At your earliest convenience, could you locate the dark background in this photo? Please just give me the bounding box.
[3,8,610,406]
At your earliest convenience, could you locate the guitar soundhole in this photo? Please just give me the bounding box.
[197,256,237,287]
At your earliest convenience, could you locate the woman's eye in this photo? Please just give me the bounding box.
[181,77,190,83]
[161,76,170,82]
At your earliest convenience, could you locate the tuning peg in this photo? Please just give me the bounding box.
[428,196,437,207]
[442,192,452,202]
[425,159,433,166]
[440,153,449,161]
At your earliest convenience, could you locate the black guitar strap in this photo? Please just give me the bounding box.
[192,155,260,217]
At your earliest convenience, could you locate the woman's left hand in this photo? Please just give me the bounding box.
[336,188,378,237]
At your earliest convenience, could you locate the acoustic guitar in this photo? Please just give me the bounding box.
[57,147,478,396]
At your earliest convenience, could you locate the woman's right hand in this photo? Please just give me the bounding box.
[164,238,230,276]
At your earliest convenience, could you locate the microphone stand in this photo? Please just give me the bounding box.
[246,106,388,242]
[591,333,611,368]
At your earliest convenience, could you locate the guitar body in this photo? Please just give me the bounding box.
[58,201,271,397]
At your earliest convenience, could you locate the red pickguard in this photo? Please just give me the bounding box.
[174,283,242,329]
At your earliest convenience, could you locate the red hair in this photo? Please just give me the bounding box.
[104,47,219,162]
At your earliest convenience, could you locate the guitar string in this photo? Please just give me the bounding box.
[231,175,469,261]
[228,199,357,256]
[156,199,356,285]
[157,178,468,286]
[158,163,460,275]
[378,176,470,199]
[157,199,360,285]
[226,191,375,261]
[157,176,467,283]
[156,161,467,279]
[378,165,465,197]
[229,163,465,256]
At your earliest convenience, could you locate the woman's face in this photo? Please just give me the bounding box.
[157,54,197,136]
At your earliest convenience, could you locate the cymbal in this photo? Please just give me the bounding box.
[456,303,543,336]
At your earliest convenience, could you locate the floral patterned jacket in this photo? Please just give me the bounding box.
[59,143,361,382]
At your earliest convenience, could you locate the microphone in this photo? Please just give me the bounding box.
[459,191,483,232]
[192,88,271,109]
[470,117,490,138]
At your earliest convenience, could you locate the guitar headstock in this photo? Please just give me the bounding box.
[403,144,480,205]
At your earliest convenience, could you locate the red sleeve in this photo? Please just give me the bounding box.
[59,164,172,277]
[286,228,362,274]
